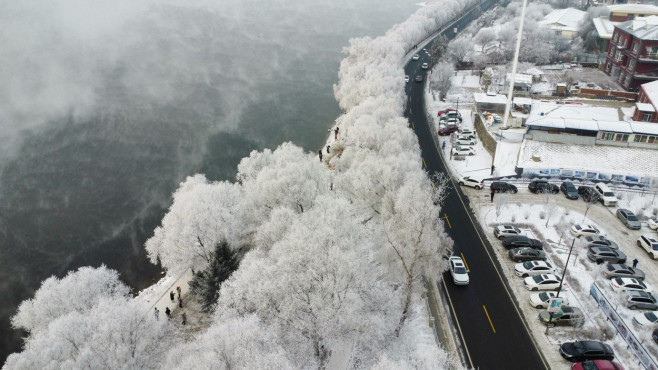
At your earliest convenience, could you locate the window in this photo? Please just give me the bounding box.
[625,74,631,86]
[606,61,612,73]
[633,43,639,53]
[635,134,657,142]
[599,132,615,140]
[642,113,652,122]
[614,33,619,43]
[628,59,635,70]
[615,51,623,62]
[620,71,625,82]
[615,133,629,142]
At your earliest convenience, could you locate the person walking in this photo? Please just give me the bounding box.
[490,188,495,202]
[491,164,495,175]
[442,141,446,150]
[633,258,639,268]
[170,291,175,302]
[326,145,330,153]
[181,312,187,325]
[178,296,183,308]
[165,307,171,319]
[176,286,182,298]
[334,127,339,140]
[318,149,323,161]
[154,308,159,321]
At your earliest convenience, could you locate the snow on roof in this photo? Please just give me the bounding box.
[636,102,656,112]
[513,97,533,106]
[641,80,658,103]
[618,16,658,40]
[629,121,658,135]
[593,17,618,39]
[524,67,544,76]
[540,8,587,32]
[506,73,532,85]
[518,140,658,177]
[528,102,619,122]
[526,117,599,131]
[473,93,507,104]
[608,4,658,15]
[595,120,633,133]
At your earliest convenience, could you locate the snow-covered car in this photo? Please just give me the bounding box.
[529,292,569,309]
[610,277,653,293]
[449,256,469,285]
[633,311,658,326]
[514,261,555,277]
[437,108,457,116]
[451,146,475,156]
[438,124,460,136]
[412,54,420,60]
[637,235,658,259]
[455,138,476,146]
[585,236,619,250]
[649,218,658,230]
[421,62,429,69]
[494,225,523,239]
[524,274,561,291]
[404,75,409,83]
[508,247,547,262]
[538,306,584,327]
[456,175,484,189]
[570,224,601,237]
[458,128,475,139]
[456,134,474,142]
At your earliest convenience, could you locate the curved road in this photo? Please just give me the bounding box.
[404,46,548,369]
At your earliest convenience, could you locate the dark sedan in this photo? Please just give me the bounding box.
[528,180,559,194]
[502,236,543,250]
[415,75,423,82]
[560,181,579,200]
[578,186,599,202]
[490,181,518,194]
[559,340,615,362]
[509,247,547,262]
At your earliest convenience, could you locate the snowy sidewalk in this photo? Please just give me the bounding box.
[143,268,194,319]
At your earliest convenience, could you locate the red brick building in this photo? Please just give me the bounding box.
[604,16,658,91]
[633,80,658,121]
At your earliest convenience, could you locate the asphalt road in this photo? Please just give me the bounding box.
[404,49,548,369]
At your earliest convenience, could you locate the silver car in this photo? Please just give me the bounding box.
[585,235,619,250]
[617,208,641,230]
[587,246,627,264]
[602,263,645,280]
[626,291,658,310]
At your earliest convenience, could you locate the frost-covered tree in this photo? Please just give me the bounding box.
[475,28,496,52]
[431,62,455,100]
[188,240,240,313]
[447,36,474,66]
[145,174,243,273]
[429,34,448,65]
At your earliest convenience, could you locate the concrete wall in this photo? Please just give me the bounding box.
[474,114,497,157]
[529,130,596,145]
[578,87,637,100]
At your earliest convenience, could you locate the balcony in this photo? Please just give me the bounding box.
[638,53,658,62]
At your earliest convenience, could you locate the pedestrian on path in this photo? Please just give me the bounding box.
[176,286,182,298]
[491,164,495,175]
[165,307,171,319]
[334,127,339,140]
[191,266,195,275]
[318,150,323,161]
[182,312,187,325]
[170,291,175,302]
[633,258,639,268]
[154,308,159,321]
[326,145,330,153]
[442,141,446,150]
[178,296,183,308]
[490,188,495,202]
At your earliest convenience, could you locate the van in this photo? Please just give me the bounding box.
[594,183,617,206]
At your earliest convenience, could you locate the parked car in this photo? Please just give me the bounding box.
[571,360,624,370]
[528,180,559,194]
[455,138,476,146]
[502,236,543,250]
[559,340,615,362]
[421,62,429,69]
[587,247,627,264]
[602,263,644,280]
[490,181,518,194]
[529,292,569,309]
[654,329,658,345]
[439,110,462,122]
[524,274,561,291]
[449,256,469,285]
[571,224,601,237]
[439,117,460,126]
[625,291,658,310]
[538,306,585,327]
[649,218,658,230]
[585,236,619,250]
[578,186,599,203]
[456,175,484,189]
[494,225,523,239]
[637,234,658,259]
[560,181,579,200]
[514,261,555,277]
[458,128,475,138]
[456,134,474,142]
[415,75,423,82]
[610,277,653,293]
[412,54,420,60]
[438,125,459,136]
[404,75,409,83]
[509,247,547,262]
[594,183,617,207]
[616,208,641,230]
[451,146,475,156]
[632,311,658,326]
[437,108,456,116]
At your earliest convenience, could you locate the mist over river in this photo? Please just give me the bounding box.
[0,0,421,362]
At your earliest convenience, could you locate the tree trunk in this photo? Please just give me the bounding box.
[394,273,413,337]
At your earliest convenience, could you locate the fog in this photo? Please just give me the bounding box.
[0,0,420,362]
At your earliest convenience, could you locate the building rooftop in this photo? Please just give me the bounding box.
[641,80,658,104]
[608,4,658,15]
[593,17,618,39]
[539,8,587,33]
[618,16,658,40]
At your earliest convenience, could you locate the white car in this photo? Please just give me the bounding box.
[637,235,658,259]
[494,225,524,239]
[456,175,484,190]
[648,218,658,230]
[570,224,601,237]
[449,256,469,285]
[633,311,658,326]
[421,62,429,69]
[524,274,561,291]
[528,292,569,309]
[404,75,409,83]
[458,128,475,138]
[455,138,476,146]
[412,54,420,61]
[610,277,654,293]
[514,261,555,277]
[451,146,475,156]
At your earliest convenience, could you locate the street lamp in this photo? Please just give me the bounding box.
[545,236,576,335]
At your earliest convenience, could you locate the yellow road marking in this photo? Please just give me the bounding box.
[460,252,470,272]
[422,157,427,168]
[444,213,451,229]
[483,305,496,333]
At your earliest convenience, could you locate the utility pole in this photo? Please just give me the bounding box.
[545,237,576,335]
[502,0,527,129]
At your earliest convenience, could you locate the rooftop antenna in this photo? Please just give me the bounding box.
[502,0,528,129]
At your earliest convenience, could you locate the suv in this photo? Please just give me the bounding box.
[578,186,599,203]
[637,235,658,259]
[494,225,523,239]
[594,183,617,206]
[587,246,627,264]
[538,306,585,327]
[626,291,658,310]
[490,182,518,194]
[457,175,484,189]
[559,340,615,362]
[602,263,645,280]
[585,236,619,250]
[458,128,475,138]
[528,180,559,194]
[449,256,469,285]
[502,236,543,250]
[616,209,641,230]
